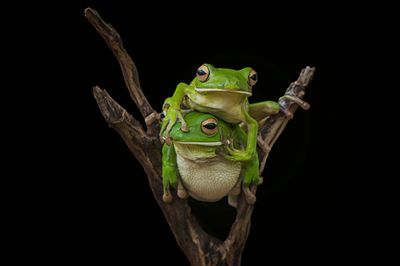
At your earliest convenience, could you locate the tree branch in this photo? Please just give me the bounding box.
[92,85,149,157]
[222,67,315,264]
[85,8,154,120]
[86,7,314,266]
[258,67,315,172]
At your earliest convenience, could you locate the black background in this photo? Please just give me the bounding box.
[28,1,361,265]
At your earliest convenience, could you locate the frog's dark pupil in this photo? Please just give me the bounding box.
[250,74,258,81]
[197,69,207,76]
[203,123,216,130]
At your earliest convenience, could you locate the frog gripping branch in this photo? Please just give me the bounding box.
[161,111,261,207]
[160,64,279,162]
[85,8,315,266]
[160,63,283,204]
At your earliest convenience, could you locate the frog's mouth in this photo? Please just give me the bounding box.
[173,141,222,160]
[174,141,222,146]
[195,88,252,96]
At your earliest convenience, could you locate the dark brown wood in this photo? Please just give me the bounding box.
[86,7,315,266]
[85,8,153,120]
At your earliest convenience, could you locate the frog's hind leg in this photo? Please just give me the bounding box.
[163,187,173,203]
[242,183,256,205]
[228,195,238,208]
[162,144,178,203]
[177,179,189,199]
[231,178,242,196]
[227,179,242,208]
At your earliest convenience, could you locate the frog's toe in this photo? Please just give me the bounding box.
[225,150,252,161]
[228,195,238,208]
[180,123,189,132]
[279,95,310,110]
[160,134,172,145]
[177,189,188,199]
[279,105,293,118]
[242,185,256,204]
[225,147,250,161]
[230,181,241,196]
[164,136,172,146]
[177,181,189,199]
[163,192,173,203]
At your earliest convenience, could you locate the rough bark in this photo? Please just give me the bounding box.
[85,7,315,266]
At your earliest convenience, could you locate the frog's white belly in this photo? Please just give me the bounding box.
[176,154,241,202]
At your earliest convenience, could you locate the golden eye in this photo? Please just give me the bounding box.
[201,118,218,135]
[196,64,210,82]
[248,69,258,86]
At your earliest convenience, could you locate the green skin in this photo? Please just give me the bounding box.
[160,64,280,162]
[162,112,260,204]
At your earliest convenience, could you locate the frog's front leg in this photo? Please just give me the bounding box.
[225,109,258,162]
[241,153,262,204]
[160,83,190,143]
[248,100,280,123]
[161,144,179,203]
[278,95,310,118]
[249,97,309,121]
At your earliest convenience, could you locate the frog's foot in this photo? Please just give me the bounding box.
[225,146,252,161]
[177,181,189,199]
[160,135,172,146]
[279,95,310,118]
[280,95,310,110]
[279,105,293,119]
[227,181,241,208]
[159,107,188,144]
[249,175,263,186]
[228,194,238,208]
[231,180,241,196]
[163,187,173,203]
[242,184,256,205]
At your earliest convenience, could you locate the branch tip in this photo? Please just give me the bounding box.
[93,85,102,93]
[84,7,96,17]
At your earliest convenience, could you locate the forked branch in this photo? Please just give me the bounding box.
[85,7,314,266]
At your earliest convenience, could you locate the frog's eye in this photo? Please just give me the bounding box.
[196,64,210,82]
[201,118,218,135]
[248,69,258,86]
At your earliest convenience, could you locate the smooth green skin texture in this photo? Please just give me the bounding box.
[162,112,260,199]
[160,64,280,163]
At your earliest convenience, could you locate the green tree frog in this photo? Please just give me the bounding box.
[162,111,261,206]
[160,64,280,164]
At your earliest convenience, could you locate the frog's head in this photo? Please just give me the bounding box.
[170,112,232,145]
[189,63,257,96]
[170,112,233,159]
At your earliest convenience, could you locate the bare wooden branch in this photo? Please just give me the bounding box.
[85,8,154,119]
[86,7,314,266]
[258,67,315,173]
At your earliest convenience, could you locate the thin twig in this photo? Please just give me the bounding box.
[258,67,315,173]
[85,8,154,120]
